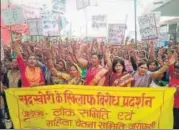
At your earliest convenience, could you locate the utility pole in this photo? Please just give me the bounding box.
[134,0,137,48]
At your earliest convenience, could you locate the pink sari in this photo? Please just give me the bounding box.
[85,66,108,85]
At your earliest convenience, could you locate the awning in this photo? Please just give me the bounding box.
[153,0,179,16]
[160,18,179,25]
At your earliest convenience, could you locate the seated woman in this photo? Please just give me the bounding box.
[13,37,45,87]
[107,58,134,87]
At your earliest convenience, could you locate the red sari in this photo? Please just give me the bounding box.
[108,72,134,87]
[85,65,108,86]
[169,65,179,108]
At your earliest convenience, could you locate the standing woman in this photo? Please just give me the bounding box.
[2,58,21,127]
[148,60,169,87]
[13,37,45,87]
[84,52,109,86]
[72,40,111,86]
[169,61,179,129]
[108,58,134,87]
[44,49,84,85]
[76,52,109,86]
[132,55,176,87]
[51,60,67,85]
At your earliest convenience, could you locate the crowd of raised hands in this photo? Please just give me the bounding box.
[1,36,179,87]
[1,36,179,129]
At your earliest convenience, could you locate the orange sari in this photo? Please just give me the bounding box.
[110,73,134,87]
[25,66,41,87]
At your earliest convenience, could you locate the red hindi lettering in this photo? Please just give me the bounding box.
[122,93,154,108]
[63,90,96,105]
[19,95,33,105]
[23,110,44,121]
[130,121,156,129]
[53,107,75,117]
[63,90,76,104]
[76,119,96,128]
[54,91,63,103]
[46,117,72,127]
[97,92,120,106]
[32,91,55,104]
[98,121,117,129]
[85,95,96,105]
[144,96,155,108]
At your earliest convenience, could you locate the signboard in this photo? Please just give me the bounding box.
[2,24,29,34]
[158,26,169,48]
[51,0,66,14]
[138,13,158,40]
[88,14,107,37]
[11,24,29,34]
[92,15,107,29]
[159,26,169,41]
[76,0,90,10]
[23,6,41,20]
[108,24,126,44]
[2,7,25,25]
[40,5,59,36]
[27,19,43,35]
[5,85,175,129]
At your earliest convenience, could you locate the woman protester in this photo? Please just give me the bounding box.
[3,58,21,88]
[51,60,67,85]
[13,37,45,87]
[43,49,84,85]
[148,60,169,87]
[107,57,134,87]
[169,61,179,129]
[76,44,110,85]
[132,54,176,87]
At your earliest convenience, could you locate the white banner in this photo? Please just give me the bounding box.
[27,19,43,35]
[23,6,41,20]
[87,14,107,37]
[159,26,169,41]
[92,15,107,29]
[40,5,59,36]
[108,24,126,44]
[51,0,66,14]
[138,13,158,40]
[2,7,25,25]
[76,0,90,10]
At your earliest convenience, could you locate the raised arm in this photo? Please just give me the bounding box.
[13,37,22,57]
[148,41,156,61]
[75,43,88,68]
[43,49,71,81]
[104,47,112,70]
[151,53,176,79]
[13,37,26,72]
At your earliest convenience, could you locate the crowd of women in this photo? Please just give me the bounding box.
[0,36,179,129]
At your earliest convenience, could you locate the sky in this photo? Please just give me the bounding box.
[65,0,145,38]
